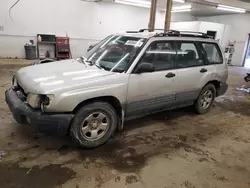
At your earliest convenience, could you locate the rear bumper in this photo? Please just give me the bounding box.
[217,83,228,96]
[5,89,74,135]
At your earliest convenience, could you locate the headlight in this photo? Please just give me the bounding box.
[41,94,54,111]
[26,94,42,108]
[12,75,18,89]
[27,93,54,109]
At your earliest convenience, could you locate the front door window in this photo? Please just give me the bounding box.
[135,41,176,72]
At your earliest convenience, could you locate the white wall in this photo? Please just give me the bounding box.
[171,21,230,48]
[171,13,196,22]
[199,22,225,42]
[171,21,200,32]
[0,0,195,58]
[198,14,250,66]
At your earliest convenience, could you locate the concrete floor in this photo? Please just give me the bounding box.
[0,59,250,188]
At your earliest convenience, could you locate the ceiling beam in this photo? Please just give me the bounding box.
[149,0,158,31]
[165,0,173,31]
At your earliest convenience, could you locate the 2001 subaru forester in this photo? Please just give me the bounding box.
[5,29,228,148]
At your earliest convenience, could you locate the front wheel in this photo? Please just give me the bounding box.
[70,102,118,148]
[194,84,216,114]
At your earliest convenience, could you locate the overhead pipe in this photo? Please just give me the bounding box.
[148,0,158,32]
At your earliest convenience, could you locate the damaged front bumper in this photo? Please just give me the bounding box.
[5,89,74,135]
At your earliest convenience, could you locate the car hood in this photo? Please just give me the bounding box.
[16,59,114,94]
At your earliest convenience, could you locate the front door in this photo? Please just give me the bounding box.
[125,40,177,118]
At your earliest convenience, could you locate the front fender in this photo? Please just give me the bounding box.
[45,83,127,112]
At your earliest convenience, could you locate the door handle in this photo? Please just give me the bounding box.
[200,68,207,73]
[165,72,176,78]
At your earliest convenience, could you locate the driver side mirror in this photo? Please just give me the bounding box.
[136,63,155,74]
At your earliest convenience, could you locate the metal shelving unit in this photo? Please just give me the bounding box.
[224,42,235,65]
[37,34,56,59]
[56,37,71,60]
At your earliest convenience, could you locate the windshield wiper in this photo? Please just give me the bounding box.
[76,56,102,69]
[85,60,94,65]
[87,60,102,69]
[76,56,87,64]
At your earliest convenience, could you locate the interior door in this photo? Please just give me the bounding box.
[125,40,177,117]
[174,41,217,104]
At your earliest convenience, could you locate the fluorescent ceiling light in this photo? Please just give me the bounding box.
[173,0,185,3]
[172,9,191,12]
[114,0,151,8]
[171,4,191,12]
[172,4,191,10]
[218,4,245,11]
[217,4,246,13]
[115,0,185,9]
[217,7,246,13]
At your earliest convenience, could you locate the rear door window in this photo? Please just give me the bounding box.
[175,42,204,68]
[201,43,223,64]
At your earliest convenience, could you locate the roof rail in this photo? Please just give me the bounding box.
[126,29,180,34]
[139,29,164,32]
[179,31,213,38]
[126,31,140,33]
[138,29,180,34]
[125,29,213,39]
[154,30,213,39]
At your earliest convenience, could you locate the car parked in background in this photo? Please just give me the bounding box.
[5,29,228,148]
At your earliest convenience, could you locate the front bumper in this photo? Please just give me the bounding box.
[217,83,228,96]
[5,89,74,135]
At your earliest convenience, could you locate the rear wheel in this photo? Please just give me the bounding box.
[70,102,118,148]
[194,84,216,114]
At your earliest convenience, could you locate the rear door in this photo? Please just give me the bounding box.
[173,41,217,104]
[201,42,226,81]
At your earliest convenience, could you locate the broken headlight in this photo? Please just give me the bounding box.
[27,94,54,109]
[26,93,42,108]
[41,94,54,111]
[12,75,18,89]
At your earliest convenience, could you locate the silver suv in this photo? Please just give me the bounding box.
[5,29,228,148]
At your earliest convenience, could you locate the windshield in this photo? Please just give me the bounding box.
[86,35,146,73]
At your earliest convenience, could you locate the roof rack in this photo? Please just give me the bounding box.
[138,29,175,33]
[179,31,213,38]
[126,31,140,33]
[126,29,213,39]
[126,29,180,34]
[154,30,213,39]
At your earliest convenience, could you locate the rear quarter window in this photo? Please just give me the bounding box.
[202,42,223,64]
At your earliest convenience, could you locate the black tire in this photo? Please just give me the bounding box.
[244,75,250,82]
[70,102,118,148]
[194,84,216,114]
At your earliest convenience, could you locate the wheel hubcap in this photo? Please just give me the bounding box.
[200,90,213,109]
[81,112,109,141]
